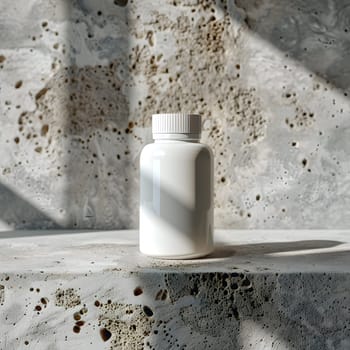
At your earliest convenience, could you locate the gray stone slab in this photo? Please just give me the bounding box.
[0,230,349,349]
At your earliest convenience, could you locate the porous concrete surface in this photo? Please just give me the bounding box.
[1,1,350,230]
[0,229,349,349]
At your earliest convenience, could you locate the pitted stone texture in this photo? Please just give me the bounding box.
[1,0,350,230]
[0,230,349,349]
[55,288,81,309]
[0,285,4,304]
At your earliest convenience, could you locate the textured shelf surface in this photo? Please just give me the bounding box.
[0,230,349,350]
[0,229,349,273]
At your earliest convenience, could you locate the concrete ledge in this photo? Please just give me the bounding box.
[0,230,349,349]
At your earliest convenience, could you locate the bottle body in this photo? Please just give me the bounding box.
[139,140,214,259]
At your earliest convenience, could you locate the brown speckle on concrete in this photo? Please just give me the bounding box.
[133,287,143,296]
[79,307,88,314]
[113,0,128,6]
[146,31,154,46]
[100,328,112,341]
[143,305,153,317]
[0,285,4,304]
[41,124,49,136]
[155,289,168,301]
[35,87,49,100]
[15,80,23,89]
[40,297,48,305]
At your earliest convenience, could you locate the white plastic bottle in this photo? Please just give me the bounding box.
[139,113,214,259]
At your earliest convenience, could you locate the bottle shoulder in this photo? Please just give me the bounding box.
[140,141,213,163]
[141,141,212,151]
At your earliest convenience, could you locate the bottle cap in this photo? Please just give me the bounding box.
[152,113,201,139]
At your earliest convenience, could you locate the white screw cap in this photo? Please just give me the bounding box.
[152,113,201,137]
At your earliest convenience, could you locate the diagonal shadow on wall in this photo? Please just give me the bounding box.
[62,0,135,229]
[0,182,62,230]
[232,0,350,92]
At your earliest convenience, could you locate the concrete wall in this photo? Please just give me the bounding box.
[1,0,350,230]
